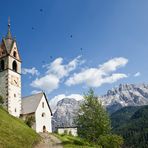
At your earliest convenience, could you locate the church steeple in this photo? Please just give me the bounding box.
[6,17,12,39]
[0,19,22,117]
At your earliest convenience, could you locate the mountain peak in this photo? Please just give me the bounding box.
[101,83,148,113]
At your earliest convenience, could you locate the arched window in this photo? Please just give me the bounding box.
[1,60,4,70]
[12,61,17,72]
[13,51,17,58]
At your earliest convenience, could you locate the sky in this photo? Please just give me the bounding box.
[0,0,148,100]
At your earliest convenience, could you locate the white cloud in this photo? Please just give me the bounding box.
[134,72,141,77]
[31,74,60,93]
[31,90,42,94]
[49,94,84,113]
[65,57,128,87]
[22,67,39,76]
[31,56,83,94]
[99,57,128,74]
[45,55,84,78]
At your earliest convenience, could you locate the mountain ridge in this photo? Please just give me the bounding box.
[100,83,148,113]
[51,83,148,129]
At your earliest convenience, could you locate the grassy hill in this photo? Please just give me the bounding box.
[0,107,40,148]
[55,134,96,148]
[111,105,148,148]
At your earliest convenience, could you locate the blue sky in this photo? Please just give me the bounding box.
[0,0,148,99]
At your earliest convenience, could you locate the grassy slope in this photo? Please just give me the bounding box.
[54,134,100,148]
[0,107,40,148]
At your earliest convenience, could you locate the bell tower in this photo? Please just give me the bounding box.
[0,18,21,117]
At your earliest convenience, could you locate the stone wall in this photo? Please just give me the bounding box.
[0,70,8,109]
[57,127,78,136]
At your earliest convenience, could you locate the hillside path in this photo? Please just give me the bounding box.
[34,133,63,148]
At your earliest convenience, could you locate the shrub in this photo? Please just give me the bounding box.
[25,115,35,127]
[64,130,68,135]
[69,131,72,136]
[98,134,124,148]
[0,95,4,105]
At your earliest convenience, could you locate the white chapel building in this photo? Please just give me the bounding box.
[0,20,52,133]
[21,92,52,133]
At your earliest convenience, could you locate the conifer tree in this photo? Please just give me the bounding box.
[75,89,123,147]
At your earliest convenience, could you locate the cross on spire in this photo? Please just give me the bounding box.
[6,17,12,39]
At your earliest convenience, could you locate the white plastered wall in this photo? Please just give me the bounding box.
[35,95,52,133]
[8,70,21,117]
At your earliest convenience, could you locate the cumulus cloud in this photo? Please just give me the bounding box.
[65,57,128,87]
[31,56,83,93]
[45,55,84,78]
[49,94,84,113]
[134,72,141,77]
[22,67,39,76]
[31,90,42,94]
[31,74,60,93]
[99,57,128,74]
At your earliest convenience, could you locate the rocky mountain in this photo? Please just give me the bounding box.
[51,84,148,129]
[100,84,148,113]
[52,98,82,131]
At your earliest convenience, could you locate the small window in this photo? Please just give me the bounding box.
[12,60,17,72]
[14,94,16,97]
[15,108,17,112]
[13,51,17,58]
[42,113,45,117]
[42,102,44,108]
[0,60,4,70]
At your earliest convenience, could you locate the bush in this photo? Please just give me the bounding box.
[64,130,68,135]
[98,134,124,148]
[0,96,4,105]
[69,131,72,136]
[25,115,35,127]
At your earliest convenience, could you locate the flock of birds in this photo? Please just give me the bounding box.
[32,8,84,64]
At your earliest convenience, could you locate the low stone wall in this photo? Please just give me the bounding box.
[57,127,77,136]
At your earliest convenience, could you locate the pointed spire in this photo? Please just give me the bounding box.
[6,17,12,39]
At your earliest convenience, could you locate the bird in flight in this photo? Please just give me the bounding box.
[40,8,43,12]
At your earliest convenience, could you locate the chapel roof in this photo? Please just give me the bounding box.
[21,92,52,115]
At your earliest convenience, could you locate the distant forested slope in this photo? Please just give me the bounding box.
[111,105,148,147]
